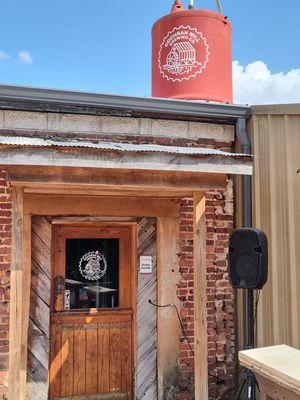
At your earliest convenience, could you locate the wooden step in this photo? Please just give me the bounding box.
[54,393,128,400]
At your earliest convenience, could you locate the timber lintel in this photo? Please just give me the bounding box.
[4,165,228,196]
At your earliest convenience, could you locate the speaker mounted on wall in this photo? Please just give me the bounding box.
[228,228,268,290]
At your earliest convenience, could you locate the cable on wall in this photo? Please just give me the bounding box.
[149,300,195,357]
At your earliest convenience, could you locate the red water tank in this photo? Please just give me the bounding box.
[152,0,232,103]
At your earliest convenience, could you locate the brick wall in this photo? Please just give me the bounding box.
[206,182,235,399]
[177,198,195,399]
[0,127,235,399]
[177,180,235,400]
[0,169,11,399]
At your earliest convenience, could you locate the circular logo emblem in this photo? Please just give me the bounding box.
[79,251,107,281]
[158,25,209,82]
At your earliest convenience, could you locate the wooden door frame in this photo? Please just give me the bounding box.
[8,190,209,400]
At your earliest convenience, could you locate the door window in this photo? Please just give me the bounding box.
[65,238,119,309]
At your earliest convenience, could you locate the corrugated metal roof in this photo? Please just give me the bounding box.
[0,135,251,158]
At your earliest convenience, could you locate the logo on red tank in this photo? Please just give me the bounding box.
[158,25,209,82]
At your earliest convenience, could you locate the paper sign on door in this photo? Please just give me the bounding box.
[139,256,153,274]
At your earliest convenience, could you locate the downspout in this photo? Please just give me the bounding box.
[236,118,252,227]
[235,117,255,396]
[236,118,254,348]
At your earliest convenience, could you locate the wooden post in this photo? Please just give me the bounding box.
[193,193,208,400]
[20,214,31,397]
[8,187,24,400]
[157,216,181,400]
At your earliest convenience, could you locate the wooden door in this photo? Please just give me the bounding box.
[49,225,135,400]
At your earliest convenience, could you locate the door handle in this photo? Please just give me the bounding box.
[54,276,65,311]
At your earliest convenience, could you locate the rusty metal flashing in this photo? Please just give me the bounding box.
[0,135,251,158]
[0,140,253,176]
[0,84,251,122]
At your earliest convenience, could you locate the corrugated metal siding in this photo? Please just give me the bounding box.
[238,111,300,349]
[0,134,250,157]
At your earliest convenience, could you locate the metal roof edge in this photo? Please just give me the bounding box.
[0,84,251,121]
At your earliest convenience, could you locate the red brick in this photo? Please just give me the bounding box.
[0,170,11,396]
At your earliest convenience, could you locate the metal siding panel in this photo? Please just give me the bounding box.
[245,111,300,351]
[286,116,300,347]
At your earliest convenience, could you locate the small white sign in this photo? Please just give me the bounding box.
[64,290,71,310]
[140,256,153,274]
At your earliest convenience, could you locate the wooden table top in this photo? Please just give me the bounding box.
[239,345,300,394]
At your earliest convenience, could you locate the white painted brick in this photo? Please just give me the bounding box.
[59,114,100,133]
[140,118,153,135]
[189,122,234,142]
[152,120,189,137]
[4,111,48,130]
[47,113,60,131]
[0,111,4,128]
[101,116,139,134]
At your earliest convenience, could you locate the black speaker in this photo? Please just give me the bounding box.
[228,228,268,289]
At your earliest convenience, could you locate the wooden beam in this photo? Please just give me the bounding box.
[5,165,228,193]
[24,194,180,218]
[193,193,208,400]
[23,187,191,198]
[157,216,181,400]
[20,214,32,397]
[8,187,24,400]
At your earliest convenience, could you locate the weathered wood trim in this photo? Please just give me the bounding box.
[52,217,138,224]
[5,165,228,193]
[136,219,157,400]
[12,189,209,399]
[26,217,51,400]
[193,193,208,400]
[21,186,193,198]
[8,186,24,400]
[24,194,180,218]
[20,213,32,396]
[157,217,181,400]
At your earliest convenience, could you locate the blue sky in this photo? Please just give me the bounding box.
[1,0,300,103]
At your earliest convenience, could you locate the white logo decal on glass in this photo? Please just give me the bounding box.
[79,251,107,281]
[158,25,209,82]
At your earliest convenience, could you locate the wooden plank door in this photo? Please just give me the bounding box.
[27,216,52,400]
[49,225,135,399]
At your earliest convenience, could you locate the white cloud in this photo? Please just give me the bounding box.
[233,60,300,105]
[0,50,8,62]
[18,50,33,65]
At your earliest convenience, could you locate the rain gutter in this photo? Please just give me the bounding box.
[0,84,251,122]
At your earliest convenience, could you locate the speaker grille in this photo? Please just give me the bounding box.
[228,228,268,289]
